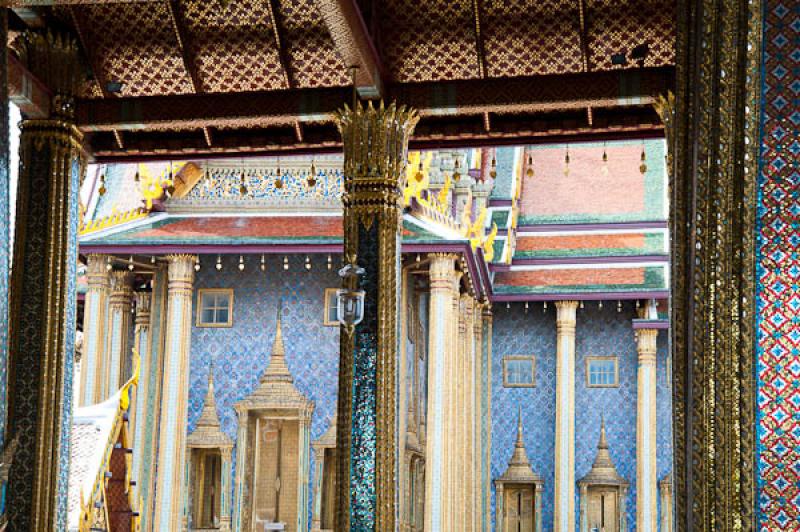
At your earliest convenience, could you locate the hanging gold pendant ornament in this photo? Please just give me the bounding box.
[601,143,610,176]
[639,147,647,174]
[526,153,534,177]
[453,158,461,181]
[307,161,317,188]
[415,159,424,183]
[239,171,248,195]
[490,156,497,178]
[98,172,107,196]
[564,146,571,176]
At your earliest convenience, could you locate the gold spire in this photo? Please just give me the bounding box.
[497,406,541,483]
[188,363,233,448]
[261,307,292,383]
[578,416,628,486]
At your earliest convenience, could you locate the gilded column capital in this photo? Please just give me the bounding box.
[555,300,578,332]
[109,270,134,293]
[166,254,197,293]
[85,254,110,290]
[11,31,82,120]
[134,292,152,325]
[427,253,458,291]
[636,329,659,363]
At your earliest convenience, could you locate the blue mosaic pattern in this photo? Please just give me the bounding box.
[655,332,672,526]
[186,168,344,200]
[56,157,81,529]
[348,221,380,530]
[491,304,557,530]
[188,254,341,529]
[574,303,639,531]
[0,91,9,447]
[491,302,672,531]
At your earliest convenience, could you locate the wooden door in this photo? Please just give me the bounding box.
[587,489,618,532]
[504,485,534,532]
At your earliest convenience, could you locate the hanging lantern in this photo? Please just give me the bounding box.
[127,255,134,271]
[260,254,266,272]
[336,263,366,328]
[327,255,332,270]
[216,255,222,271]
[453,158,461,182]
[305,256,312,271]
[194,257,201,272]
[526,153,534,177]
[239,172,248,195]
[490,156,497,179]
[238,255,245,271]
[98,173,107,196]
[283,256,289,270]
[415,160,424,183]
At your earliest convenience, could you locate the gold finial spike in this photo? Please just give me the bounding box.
[599,414,608,449]
[262,303,292,381]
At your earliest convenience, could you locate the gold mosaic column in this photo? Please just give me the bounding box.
[152,254,196,531]
[5,30,85,530]
[462,293,475,532]
[472,300,483,531]
[79,254,111,406]
[333,101,418,531]
[106,270,134,397]
[554,300,578,532]
[424,253,458,532]
[482,305,493,532]
[636,327,658,531]
[131,290,153,502]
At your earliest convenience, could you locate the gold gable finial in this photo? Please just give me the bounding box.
[496,404,541,484]
[262,303,291,382]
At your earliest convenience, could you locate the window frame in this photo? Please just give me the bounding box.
[585,356,619,388]
[196,288,235,328]
[323,287,339,327]
[503,355,536,388]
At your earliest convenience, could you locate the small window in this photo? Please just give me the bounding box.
[503,356,535,387]
[324,288,339,326]
[197,289,234,327]
[587,357,619,387]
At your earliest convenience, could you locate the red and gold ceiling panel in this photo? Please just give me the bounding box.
[380,0,481,82]
[482,0,584,77]
[276,0,350,88]
[72,2,194,97]
[585,0,675,70]
[176,0,288,93]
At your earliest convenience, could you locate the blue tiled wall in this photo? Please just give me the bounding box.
[574,303,639,530]
[491,304,557,530]
[491,302,672,531]
[187,254,341,529]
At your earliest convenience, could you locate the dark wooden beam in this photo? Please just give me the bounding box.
[76,67,673,132]
[266,0,294,89]
[7,52,50,117]
[472,0,487,78]
[69,5,111,98]
[85,106,665,161]
[167,0,203,93]
[316,0,384,98]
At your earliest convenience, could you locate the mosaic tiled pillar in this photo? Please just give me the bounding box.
[79,254,110,406]
[423,253,458,532]
[462,294,475,532]
[131,289,152,503]
[553,300,578,532]
[445,272,462,529]
[471,300,483,532]
[334,102,418,531]
[106,270,134,397]
[665,0,762,526]
[635,327,658,531]
[4,31,84,531]
[153,254,195,531]
[755,1,800,527]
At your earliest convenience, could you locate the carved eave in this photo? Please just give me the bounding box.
[578,418,629,488]
[496,410,542,485]
[188,369,233,449]
[234,313,314,418]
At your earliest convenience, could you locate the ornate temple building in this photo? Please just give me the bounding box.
[67,142,671,531]
[0,0,794,530]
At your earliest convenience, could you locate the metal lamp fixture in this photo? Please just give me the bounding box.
[336,263,366,328]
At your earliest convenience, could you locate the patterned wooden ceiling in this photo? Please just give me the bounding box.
[10,0,676,160]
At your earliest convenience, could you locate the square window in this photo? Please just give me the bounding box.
[586,357,619,387]
[196,289,234,327]
[324,288,339,326]
[503,356,535,387]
